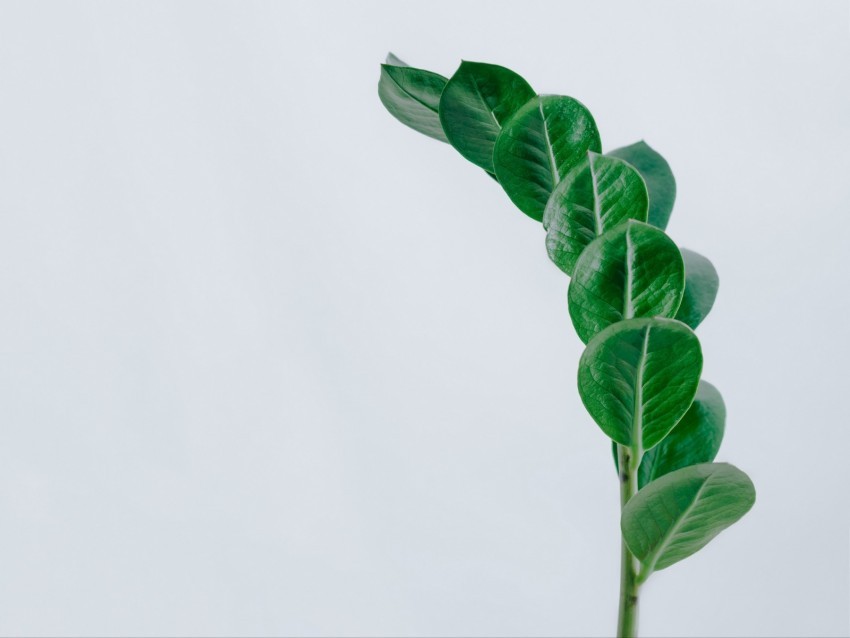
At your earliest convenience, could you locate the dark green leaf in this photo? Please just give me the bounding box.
[675,248,719,330]
[608,141,676,230]
[638,380,725,487]
[439,61,535,172]
[378,63,448,142]
[493,95,601,221]
[568,220,684,343]
[622,463,755,577]
[578,317,702,451]
[544,153,648,276]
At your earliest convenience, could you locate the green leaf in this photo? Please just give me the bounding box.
[622,463,755,578]
[544,153,648,276]
[638,380,725,488]
[493,95,601,221]
[578,317,702,451]
[378,62,448,143]
[385,52,408,66]
[439,62,535,173]
[608,141,676,230]
[675,248,719,330]
[568,220,684,343]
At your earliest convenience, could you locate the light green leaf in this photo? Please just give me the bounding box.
[378,62,448,142]
[622,463,755,578]
[638,380,725,488]
[578,317,702,451]
[568,220,684,343]
[608,141,676,230]
[544,153,648,276]
[439,61,535,172]
[385,52,408,66]
[493,95,601,221]
[675,248,719,330]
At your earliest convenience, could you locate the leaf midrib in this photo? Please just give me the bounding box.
[538,100,560,188]
[641,474,713,577]
[388,68,440,114]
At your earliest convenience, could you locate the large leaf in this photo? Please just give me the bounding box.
[439,61,535,172]
[675,248,719,330]
[493,95,601,221]
[622,463,755,578]
[378,60,448,143]
[608,141,676,230]
[544,153,648,276]
[578,317,702,451]
[568,220,684,343]
[638,380,725,488]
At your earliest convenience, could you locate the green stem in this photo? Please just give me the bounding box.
[617,444,640,638]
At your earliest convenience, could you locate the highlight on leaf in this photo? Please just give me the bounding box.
[544,152,649,276]
[568,220,685,343]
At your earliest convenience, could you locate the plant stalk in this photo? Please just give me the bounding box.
[617,444,641,638]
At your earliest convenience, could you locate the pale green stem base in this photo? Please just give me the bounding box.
[617,444,641,638]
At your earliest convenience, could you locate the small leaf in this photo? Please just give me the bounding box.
[638,380,725,487]
[578,317,702,451]
[622,463,755,577]
[493,95,601,221]
[544,153,648,276]
[385,52,408,66]
[608,141,676,230]
[379,62,449,142]
[439,61,535,172]
[675,248,719,330]
[568,220,684,343]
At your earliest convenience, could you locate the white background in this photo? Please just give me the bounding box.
[1,1,848,636]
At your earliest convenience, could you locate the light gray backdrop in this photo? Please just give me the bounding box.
[1,1,848,636]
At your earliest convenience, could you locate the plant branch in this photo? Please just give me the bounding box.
[617,444,641,638]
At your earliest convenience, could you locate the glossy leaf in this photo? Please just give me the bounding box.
[638,380,725,487]
[378,61,448,142]
[439,61,535,172]
[608,141,676,230]
[578,317,702,451]
[544,153,648,276]
[493,95,601,221]
[622,463,755,577]
[568,220,685,343]
[675,248,719,330]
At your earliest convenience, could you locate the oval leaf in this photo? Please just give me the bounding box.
[675,248,719,330]
[578,317,702,451]
[622,463,755,577]
[493,95,601,221]
[544,153,649,276]
[608,141,676,230]
[439,61,535,172]
[638,380,725,488]
[379,63,448,142]
[568,220,684,343]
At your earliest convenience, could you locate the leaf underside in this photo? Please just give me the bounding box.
[608,141,676,230]
[621,462,755,575]
[675,248,720,330]
[440,61,535,172]
[638,379,725,487]
[378,63,449,143]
